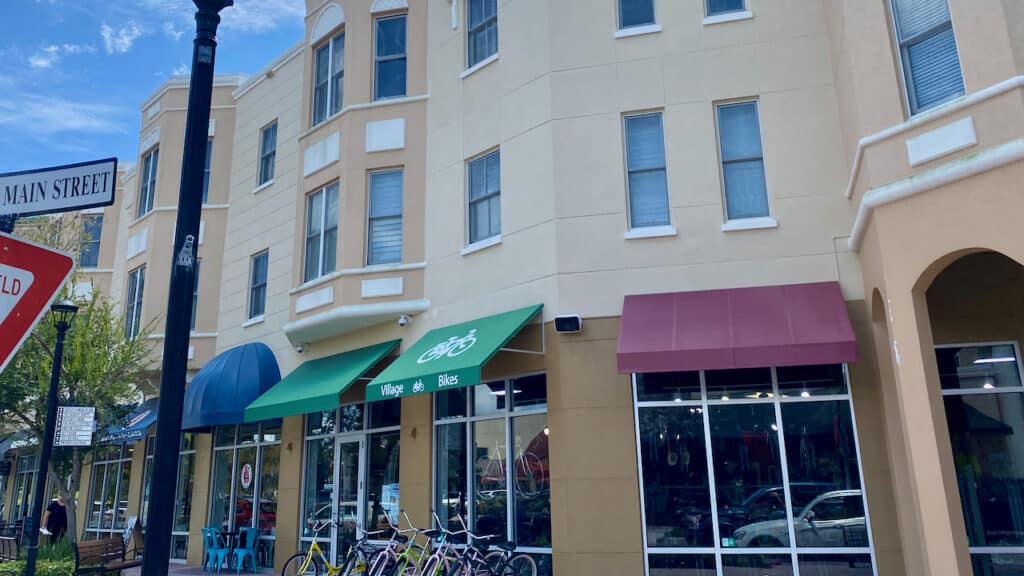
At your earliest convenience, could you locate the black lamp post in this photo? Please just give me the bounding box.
[23,299,78,576]
[142,2,232,575]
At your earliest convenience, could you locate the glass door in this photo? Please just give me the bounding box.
[335,439,364,557]
[235,446,257,534]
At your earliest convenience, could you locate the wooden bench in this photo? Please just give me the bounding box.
[0,536,17,562]
[73,536,142,575]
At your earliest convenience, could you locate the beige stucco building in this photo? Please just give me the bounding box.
[3,1,1022,575]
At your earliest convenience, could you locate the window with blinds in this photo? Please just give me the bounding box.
[249,251,268,320]
[717,101,770,221]
[891,0,964,114]
[468,150,501,244]
[624,112,670,229]
[367,170,403,266]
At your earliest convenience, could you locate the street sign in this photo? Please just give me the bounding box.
[0,232,75,374]
[0,157,117,218]
[54,406,95,447]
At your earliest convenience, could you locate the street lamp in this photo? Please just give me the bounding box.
[24,299,78,576]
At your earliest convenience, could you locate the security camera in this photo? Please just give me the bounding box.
[295,343,305,354]
[398,314,411,327]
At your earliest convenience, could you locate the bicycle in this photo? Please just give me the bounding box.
[445,514,537,576]
[417,329,478,364]
[365,510,430,576]
[280,518,386,576]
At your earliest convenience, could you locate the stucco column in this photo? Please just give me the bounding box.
[882,288,972,575]
[125,439,148,521]
[398,394,432,530]
[275,415,304,573]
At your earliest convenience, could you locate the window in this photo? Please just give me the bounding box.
[249,251,269,320]
[374,14,407,100]
[937,343,1024,573]
[210,422,281,569]
[79,214,103,268]
[85,445,133,538]
[434,375,551,569]
[619,0,655,29]
[467,0,497,68]
[258,122,277,186]
[624,113,670,229]
[313,32,345,126]
[9,454,37,522]
[304,184,339,282]
[302,400,402,565]
[706,0,745,17]
[467,151,501,244]
[891,0,964,114]
[367,170,403,266]
[141,434,196,560]
[138,148,158,217]
[126,266,145,338]
[202,139,212,204]
[717,101,770,221]
[190,260,201,332]
[634,365,874,575]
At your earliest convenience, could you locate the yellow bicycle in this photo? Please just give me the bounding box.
[281,518,386,576]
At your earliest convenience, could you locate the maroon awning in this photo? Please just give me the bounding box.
[617,282,858,373]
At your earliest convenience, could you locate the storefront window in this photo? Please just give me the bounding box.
[141,433,196,560]
[85,445,133,538]
[634,364,874,575]
[209,421,281,569]
[433,374,551,568]
[939,343,1024,574]
[10,454,38,523]
[300,399,402,566]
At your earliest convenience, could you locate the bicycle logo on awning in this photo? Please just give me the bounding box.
[417,329,478,364]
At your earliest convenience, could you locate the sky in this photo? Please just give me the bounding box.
[0,0,306,173]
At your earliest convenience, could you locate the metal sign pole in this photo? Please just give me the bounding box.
[141,2,232,574]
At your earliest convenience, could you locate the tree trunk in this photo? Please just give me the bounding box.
[48,448,81,544]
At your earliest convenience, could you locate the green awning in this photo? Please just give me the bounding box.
[366,304,543,402]
[244,340,400,422]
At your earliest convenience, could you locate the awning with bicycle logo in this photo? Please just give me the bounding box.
[243,340,400,422]
[365,304,543,402]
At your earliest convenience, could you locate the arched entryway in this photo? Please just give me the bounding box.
[925,251,1024,575]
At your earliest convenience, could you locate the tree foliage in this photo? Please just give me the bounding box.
[0,215,154,541]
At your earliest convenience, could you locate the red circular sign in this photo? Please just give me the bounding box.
[241,463,253,489]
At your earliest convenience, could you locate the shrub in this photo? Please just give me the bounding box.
[0,558,75,575]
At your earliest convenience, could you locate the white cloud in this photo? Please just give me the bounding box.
[101,22,143,54]
[0,95,127,136]
[140,0,304,33]
[172,64,190,76]
[163,21,184,41]
[27,44,96,69]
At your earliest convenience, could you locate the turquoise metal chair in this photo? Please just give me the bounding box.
[232,526,259,573]
[202,527,230,573]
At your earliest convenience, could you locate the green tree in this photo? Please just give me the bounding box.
[0,216,154,542]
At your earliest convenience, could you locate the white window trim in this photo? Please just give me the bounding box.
[312,32,345,128]
[617,0,658,32]
[624,224,677,240]
[253,179,275,194]
[305,184,338,282]
[615,24,662,38]
[241,315,265,328]
[374,13,408,101]
[703,10,753,26]
[367,169,405,267]
[461,234,502,256]
[465,0,498,71]
[460,52,499,79]
[720,216,778,232]
[258,121,278,187]
[623,111,673,231]
[889,0,966,117]
[249,250,270,321]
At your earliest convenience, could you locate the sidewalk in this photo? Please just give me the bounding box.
[124,565,207,575]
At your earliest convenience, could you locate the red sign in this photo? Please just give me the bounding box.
[0,232,74,374]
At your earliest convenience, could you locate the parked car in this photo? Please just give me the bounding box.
[732,489,867,548]
[695,482,832,544]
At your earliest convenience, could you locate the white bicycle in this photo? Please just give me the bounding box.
[417,329,478,364]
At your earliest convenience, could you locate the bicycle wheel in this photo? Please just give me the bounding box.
[367,550,395,576]
[503,554,537,576]
[281,552,321,576]
[339,553,365,576]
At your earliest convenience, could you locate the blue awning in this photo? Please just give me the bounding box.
[99,398,159,444]
[183,342,282,430]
